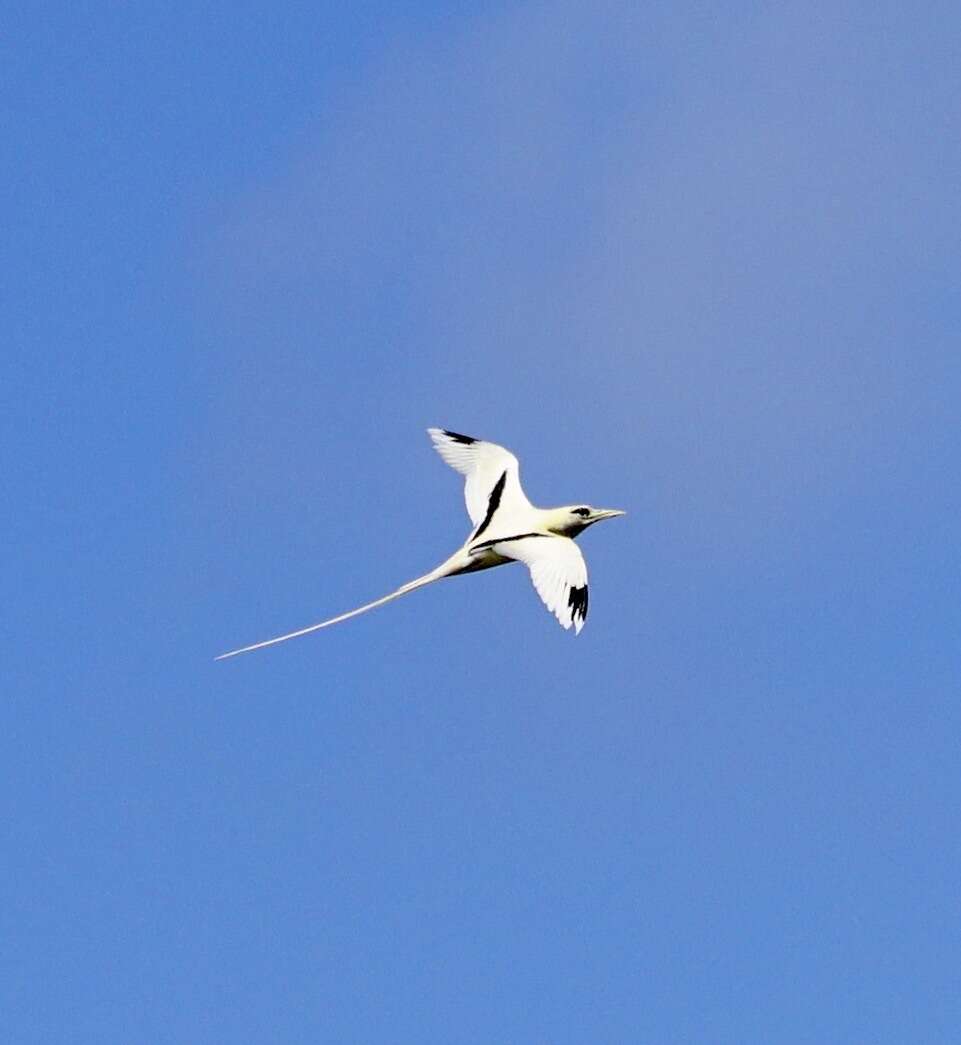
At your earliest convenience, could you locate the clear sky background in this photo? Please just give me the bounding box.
[5,3,960,1042]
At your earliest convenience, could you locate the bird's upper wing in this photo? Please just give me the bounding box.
[490,535,589,634]
[428,428,532,530]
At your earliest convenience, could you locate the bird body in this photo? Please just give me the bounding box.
[216,428,624,659]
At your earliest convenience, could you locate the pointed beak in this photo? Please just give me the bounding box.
[592,508,626,521]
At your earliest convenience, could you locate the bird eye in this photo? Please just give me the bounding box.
[574,507,591,517]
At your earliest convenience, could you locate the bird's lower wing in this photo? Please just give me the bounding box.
[490,535,589,634]
[215,557,460,660]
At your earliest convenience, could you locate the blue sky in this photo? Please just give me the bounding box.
[5,3,960,1041]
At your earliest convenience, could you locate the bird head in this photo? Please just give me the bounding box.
[550,505,626,536]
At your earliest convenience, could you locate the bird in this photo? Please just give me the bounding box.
[215,428,625,659]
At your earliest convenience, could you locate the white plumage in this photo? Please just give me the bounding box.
[216,428,624,659]
[502,535,588,632]
[428,429,531,525]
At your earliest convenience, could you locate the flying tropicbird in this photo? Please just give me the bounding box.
[216,428,624,659]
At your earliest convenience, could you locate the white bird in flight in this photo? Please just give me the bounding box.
[216,428,624,659]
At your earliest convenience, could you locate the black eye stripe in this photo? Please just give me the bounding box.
[574,507,591,517]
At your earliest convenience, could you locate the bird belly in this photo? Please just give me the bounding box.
[448,547,511,575]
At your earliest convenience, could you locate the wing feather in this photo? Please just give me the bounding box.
[427,428,532,528]
[491,535,589,634]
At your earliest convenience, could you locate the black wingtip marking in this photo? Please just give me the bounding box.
[472,469,508,540]
[568,584,589,625]
[443,429,476,444]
